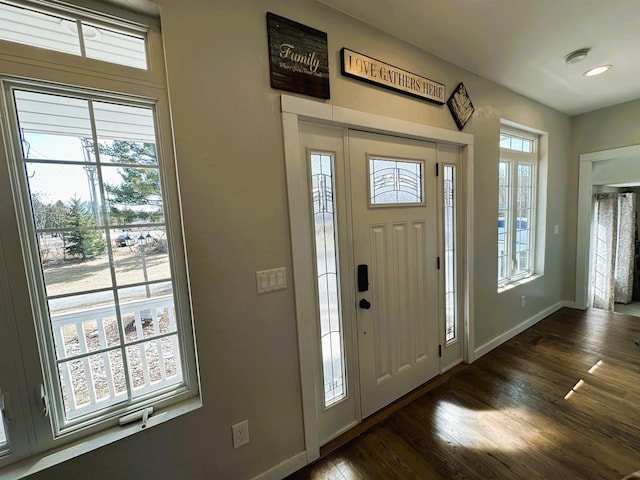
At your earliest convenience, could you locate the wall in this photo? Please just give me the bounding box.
[27,0,571,478]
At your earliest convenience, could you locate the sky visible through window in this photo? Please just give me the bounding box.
[24,133,122,204]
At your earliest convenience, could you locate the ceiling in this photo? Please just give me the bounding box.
[318,0,640,116]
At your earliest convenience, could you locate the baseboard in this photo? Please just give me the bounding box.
[473,301,566,360]
[250,451,307,480]
[561,300,578,309]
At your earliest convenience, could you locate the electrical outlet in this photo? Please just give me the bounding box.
[521,295,526,308]
[232,419,250,448]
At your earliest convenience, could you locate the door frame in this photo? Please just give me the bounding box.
[281,94,475,463]
[575,144,640,309]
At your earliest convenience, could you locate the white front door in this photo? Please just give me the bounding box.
[298,124,442,442]
[349,130,440,417]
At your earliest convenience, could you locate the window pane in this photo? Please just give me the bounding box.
[21,132,88,162]
[443,165,457,343]
[498,161,510,282]
[310,152,346,406]
[500,132,533,153]
[0,2,81,55]
[103,165,164,224]
[40,232,112,296]
[125,334,182,398]
[119,290,176,344]
[94,102,157,147]
[370,158,423,204]
[516,163,533,275]
[113,227,170,287]
[58,350,126,419]
[83,24,147,69]
[98,139,158,165]
[14,91,92,146]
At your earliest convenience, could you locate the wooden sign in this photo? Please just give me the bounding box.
[341,48,445,104]
[447,82,474,130]
[267,12,330,99]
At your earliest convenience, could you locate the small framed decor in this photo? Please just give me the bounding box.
[447,82,474,130]
[266,12,330,99]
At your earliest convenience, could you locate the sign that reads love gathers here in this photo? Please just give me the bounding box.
[341,48,445,105]
[267,12,330,99]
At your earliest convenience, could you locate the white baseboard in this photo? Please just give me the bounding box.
[561,300,579,309]
[251,451,307,480]
[473,301,567,360]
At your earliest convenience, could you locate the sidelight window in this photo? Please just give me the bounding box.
[443,164,457,343]
[310,151,346,406]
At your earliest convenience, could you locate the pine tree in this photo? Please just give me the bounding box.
[64,196,106,259]
[100,140,163,224]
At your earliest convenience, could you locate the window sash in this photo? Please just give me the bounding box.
[498,155,536,285]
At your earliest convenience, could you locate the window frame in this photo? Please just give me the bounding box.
[498,128,538,287]
[0,1,200,474]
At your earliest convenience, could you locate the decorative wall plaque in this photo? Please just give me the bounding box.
[341,48,445,104]
[447,82,474,130]
[266,12,330,99]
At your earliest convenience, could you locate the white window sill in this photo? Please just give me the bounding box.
[1,396,202,480]
[497,273,542,293]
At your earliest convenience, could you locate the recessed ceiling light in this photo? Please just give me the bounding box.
[584,65,613,77]
[565,48,590,65]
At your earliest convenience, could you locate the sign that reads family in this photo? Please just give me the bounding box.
[341,48,445,104]
[267,12,330,99]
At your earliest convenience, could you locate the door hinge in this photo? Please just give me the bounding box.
[436,162,439,176]
[437,256,441,269]
[438,344,442,357]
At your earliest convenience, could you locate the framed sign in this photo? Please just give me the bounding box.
[341,48,445,104]
[266,12,330,99]
[447,82,474,130]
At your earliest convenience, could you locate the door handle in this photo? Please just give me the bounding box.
[359,298,371,309]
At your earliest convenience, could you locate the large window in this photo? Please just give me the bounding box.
[498,128,538,286]
[0,1,198,474]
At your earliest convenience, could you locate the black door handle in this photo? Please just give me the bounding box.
[359,298,371,309]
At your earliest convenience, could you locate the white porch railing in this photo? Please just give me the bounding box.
[51,295,182,419]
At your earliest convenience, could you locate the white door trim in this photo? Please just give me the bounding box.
[575,143,640,309]
[281,94,475,463]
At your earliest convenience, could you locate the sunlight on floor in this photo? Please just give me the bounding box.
[434,400,550,452]
[588,359,603,374]
[566,359,604,400]
[564,379,585,400]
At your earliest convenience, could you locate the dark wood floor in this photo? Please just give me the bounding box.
[286,308,640,480]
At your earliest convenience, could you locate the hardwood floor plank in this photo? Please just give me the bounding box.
[285,308,640,480]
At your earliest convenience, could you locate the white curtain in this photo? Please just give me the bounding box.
[592,192,636,310]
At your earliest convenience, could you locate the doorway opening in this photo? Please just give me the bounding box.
[577,145,640,317]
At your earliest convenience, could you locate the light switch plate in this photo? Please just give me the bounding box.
[256,267,287,294]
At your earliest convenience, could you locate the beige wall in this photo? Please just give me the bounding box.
[27,0,572,478]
